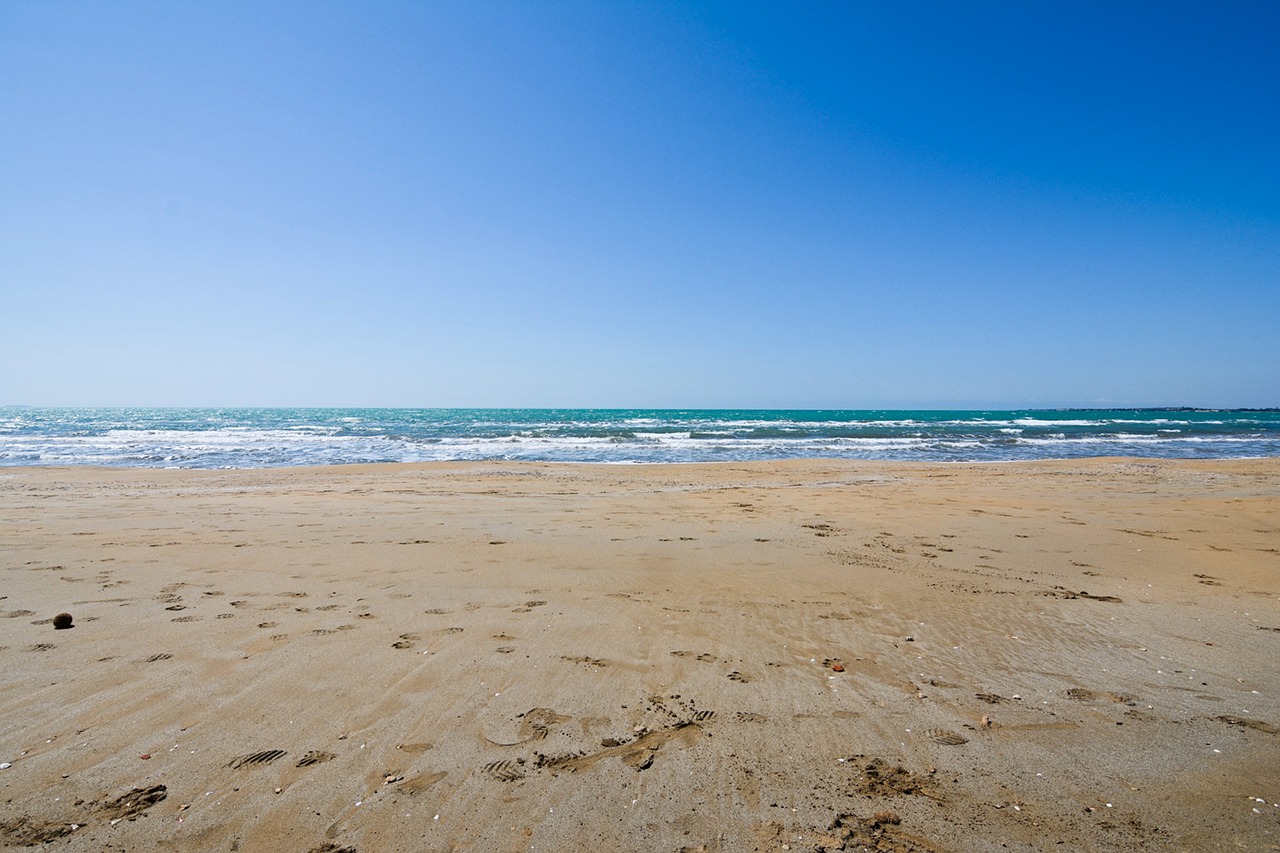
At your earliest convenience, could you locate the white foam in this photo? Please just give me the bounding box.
[2,409,1276,468]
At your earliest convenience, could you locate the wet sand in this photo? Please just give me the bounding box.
[1,458,1278,852]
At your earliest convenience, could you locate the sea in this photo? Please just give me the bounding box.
[1,407,1278,469]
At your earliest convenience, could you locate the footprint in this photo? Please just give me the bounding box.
[484,708,572,747]
[518,708,571,740]
[690,710,717,722]
[561,655,606,667]
[540,721,704,776]
[727,671,751,683]
[216,613,235,619]
[1215,715,1280,735]
[27,643,55,652]
[735,712,768,723]
[144,653,172,662]
[316,604,341,612]
[397,742,433,755]
[228,749,287,769]
[1066,688,1135,704]
[171,615,200,622]
[101,784,168,820]
[482,759,526,782]
[296,751,337,767]
[923,728,968,745]
[398,770,447,794]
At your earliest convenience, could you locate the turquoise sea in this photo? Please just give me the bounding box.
[2,408,1278,468]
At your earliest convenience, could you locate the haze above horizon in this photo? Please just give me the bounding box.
[2,2,1277,409]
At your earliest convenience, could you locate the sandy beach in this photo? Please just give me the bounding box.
[1,458,1278,852]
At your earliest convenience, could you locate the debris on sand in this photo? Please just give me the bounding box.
[848,757,940,800]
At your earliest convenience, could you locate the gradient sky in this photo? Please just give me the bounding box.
[2,1,1277,408]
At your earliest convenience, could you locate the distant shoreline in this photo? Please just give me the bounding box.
[4,407,1278,467]
[4,405,1276,411]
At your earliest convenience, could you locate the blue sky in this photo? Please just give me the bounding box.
[2,1,1277,408]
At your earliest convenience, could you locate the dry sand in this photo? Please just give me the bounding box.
[1,458,1278,852]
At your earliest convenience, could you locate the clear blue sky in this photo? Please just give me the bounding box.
[2,1,1277,408]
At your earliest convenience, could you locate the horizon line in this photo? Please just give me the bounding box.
[3,404,1276,413]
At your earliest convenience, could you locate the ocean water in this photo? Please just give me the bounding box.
[0,408,1277,468]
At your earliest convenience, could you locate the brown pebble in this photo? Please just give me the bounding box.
[139,754,151,760]
[53,612,74,630]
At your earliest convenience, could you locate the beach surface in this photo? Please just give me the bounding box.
[1,459,1278,852]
